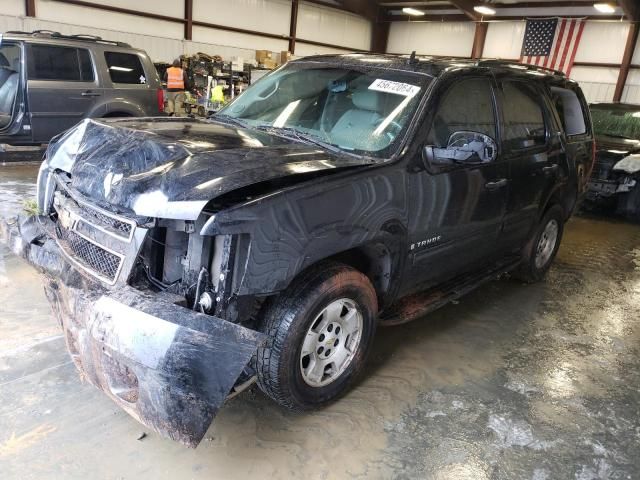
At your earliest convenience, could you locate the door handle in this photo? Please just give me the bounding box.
[485,178,509,191]
[542,164,559,176]
[81,91,101,97]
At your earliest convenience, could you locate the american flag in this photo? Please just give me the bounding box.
[520,18,586,76]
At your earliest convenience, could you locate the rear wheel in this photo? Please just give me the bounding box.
[515,205,564,283]
[256,262,377,410]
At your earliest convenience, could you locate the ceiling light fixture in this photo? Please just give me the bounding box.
[402,7,425,16]
[593,3,615,13]
[473,5,496,15]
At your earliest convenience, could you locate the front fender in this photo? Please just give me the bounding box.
[207,169,410,297]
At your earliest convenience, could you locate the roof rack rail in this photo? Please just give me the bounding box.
[478,59,565,77]
[4,30,131,47]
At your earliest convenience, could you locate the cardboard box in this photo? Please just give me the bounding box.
[280,51,291,64]
[231,56,244,71]
[255,50,272,63]
[261,58,277,69]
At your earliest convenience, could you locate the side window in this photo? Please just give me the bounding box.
[104,52,146,84]
[28,45,92,81]
[78,49,95,82]
[427,77,496,148]
[501,81,546,150]
[550,86,587,137]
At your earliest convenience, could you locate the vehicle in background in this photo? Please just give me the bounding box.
[585,102,640,220]
[0,30,164,147]
[1,55,593,447]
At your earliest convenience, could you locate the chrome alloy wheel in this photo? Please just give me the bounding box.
[535,218,559,269]
[300,298,363,387]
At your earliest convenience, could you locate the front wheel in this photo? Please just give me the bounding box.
[256,262,378,410]
[515,205,565,283]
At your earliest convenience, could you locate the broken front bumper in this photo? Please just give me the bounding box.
[587,177,637,199]
[0,215,266,447]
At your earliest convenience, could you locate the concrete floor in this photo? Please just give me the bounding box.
[1,162,639,480]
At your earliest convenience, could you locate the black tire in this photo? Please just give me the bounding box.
[256,262,378,411]
[515,205,565,283]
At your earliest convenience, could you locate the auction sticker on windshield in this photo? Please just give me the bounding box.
[369,79,420,97]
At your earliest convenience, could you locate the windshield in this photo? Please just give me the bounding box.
[591,106,640,141]
[217,62,430,158]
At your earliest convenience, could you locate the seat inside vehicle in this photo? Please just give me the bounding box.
[330,91,383,147]
[0,52,20,129]
[329,87,409,152]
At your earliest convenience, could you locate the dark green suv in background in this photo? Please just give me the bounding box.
[0,30,164,147]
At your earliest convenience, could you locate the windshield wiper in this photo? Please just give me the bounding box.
[255,126,344,155]
[211,114,250,129]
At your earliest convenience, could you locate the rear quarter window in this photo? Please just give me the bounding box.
[104,52,147,84]
[550,86,587,137]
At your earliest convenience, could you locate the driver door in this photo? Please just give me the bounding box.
[404,74,510,293]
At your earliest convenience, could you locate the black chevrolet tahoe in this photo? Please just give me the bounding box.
[1,54,594,447]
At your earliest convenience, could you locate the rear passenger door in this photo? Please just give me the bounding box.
[405,74,509,293]
[26,43,103,142]
[497,79,563,249]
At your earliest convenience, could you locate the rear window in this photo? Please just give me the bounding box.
[28,45,94,81]
[501,81,546,150]
[104,52,146,84]
[551,87,587,136]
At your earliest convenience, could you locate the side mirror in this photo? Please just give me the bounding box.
[423,131,498,169]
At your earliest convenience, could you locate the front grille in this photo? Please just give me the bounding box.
[77,204,133,237]
[57,225,123,283]
[51,181,138,285]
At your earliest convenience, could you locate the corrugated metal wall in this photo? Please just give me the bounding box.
[484,21,526,59]
[623,35,640,104]
[0,0,370,62]
[2,0,639,103]
[571,66,620,103]
[387,19,635,103]
[387,22,475,57]
[297,1,371,51]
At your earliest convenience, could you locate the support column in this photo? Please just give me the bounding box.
[471,22,488,59]
[613,22,639,102]
[184,0,193,41]
[371,6,389,54]
[288,0,299,54]
[25,0,36,17]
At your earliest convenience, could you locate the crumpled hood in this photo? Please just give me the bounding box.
[595,134,640,154]
[45,118,367,219]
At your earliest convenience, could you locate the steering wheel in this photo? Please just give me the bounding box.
[375,119,403,143]
[254,78,280,101]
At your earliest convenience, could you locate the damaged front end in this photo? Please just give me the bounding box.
[3,115,369,446]
[0,191,263,447]
[1,173,266,448]
[588,153,639,197]
[587,152,640,216]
